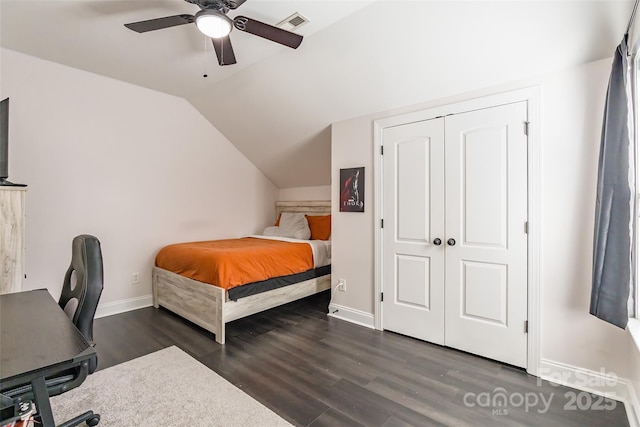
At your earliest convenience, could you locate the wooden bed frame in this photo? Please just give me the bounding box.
[152,200,331,344]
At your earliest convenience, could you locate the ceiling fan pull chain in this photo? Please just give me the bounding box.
[203,35,208,78]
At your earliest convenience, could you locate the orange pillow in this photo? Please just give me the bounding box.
[274,214,281,226]
[305,215,331,240]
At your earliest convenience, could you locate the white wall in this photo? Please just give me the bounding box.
[1,48,277,307]
[537,59,629,373]
[331,58,631,379]
[278,185,331,201]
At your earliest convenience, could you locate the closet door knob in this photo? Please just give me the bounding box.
[433,238,442,246]
[447,238,456,246]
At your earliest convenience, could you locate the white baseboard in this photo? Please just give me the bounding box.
[628,320,640,426]
[629,380,640,427]
[539,358,638,427]
[95,294,153,319]
[328,303,375,329]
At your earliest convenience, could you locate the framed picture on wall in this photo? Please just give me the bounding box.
[340,167,365,212]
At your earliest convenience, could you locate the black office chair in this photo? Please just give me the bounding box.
[59,234,104,374]
[4,235,104,426]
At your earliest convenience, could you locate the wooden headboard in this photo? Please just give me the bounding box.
[275,201,331,218]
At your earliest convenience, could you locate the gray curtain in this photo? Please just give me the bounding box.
[590,34,634,329]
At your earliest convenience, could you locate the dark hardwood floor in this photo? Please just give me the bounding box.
[92,291,629,426]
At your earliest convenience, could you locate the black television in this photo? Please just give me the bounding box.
[0,98,26,187]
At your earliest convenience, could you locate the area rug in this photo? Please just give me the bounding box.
[50,346,293,426]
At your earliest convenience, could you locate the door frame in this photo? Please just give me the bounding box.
[373,87,541,376]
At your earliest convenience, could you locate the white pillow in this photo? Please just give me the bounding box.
[263,226,281,236]
[278,213,311,240]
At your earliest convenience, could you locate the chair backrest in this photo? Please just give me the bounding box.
[58,235,103,373]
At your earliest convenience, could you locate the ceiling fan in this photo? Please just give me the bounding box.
[124,0,303,66]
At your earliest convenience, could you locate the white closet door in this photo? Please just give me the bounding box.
[382,119,445,344]
[444,102,529,367]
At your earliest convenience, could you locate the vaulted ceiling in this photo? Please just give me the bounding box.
[1,1,634,188]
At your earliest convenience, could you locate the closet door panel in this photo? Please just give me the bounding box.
[444,102,528,368]
[382,119,445,344]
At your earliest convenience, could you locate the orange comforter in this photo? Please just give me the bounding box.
[155,237,314,290]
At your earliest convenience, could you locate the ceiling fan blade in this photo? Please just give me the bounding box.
[226,0,248,9]
[233,16,302,49]
[211,36,237,66]
[124,14,195,33]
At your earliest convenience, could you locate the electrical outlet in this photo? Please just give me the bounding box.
[132,272,140,284]
[337,279,347,292]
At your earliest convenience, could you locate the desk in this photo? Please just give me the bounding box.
[0,289,96,427]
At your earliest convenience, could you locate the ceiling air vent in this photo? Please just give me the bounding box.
[276,12,309,32]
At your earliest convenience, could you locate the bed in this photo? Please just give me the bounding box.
[151,200,331,344]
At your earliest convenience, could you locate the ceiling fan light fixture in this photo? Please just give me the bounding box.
[195,10,232,38]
